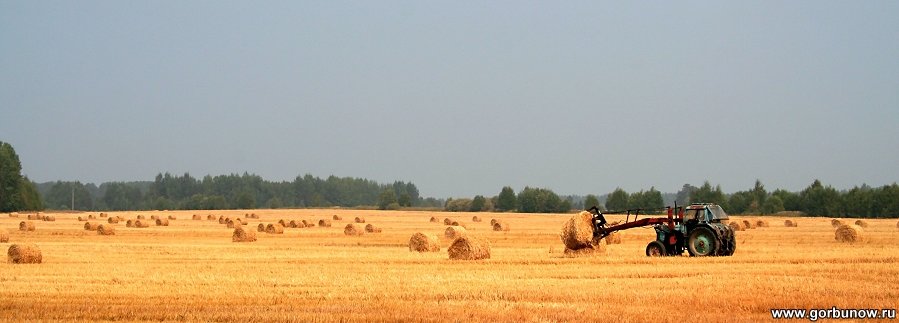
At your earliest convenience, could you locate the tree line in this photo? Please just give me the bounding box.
[0,141,43,212]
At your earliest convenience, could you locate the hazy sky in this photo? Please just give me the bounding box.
[2,1,897,198]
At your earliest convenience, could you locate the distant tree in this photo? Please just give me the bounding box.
[761,195,785,215]
[675,184,697,206]
[496,186,517,211]
[690,181,728,210]
[605,188,629,211]
[266,197,283,209]
[235,191,256,209]
[584,194,600,210]
[727,191,752,214]
[378,188,398,210]
[750,180,767,212]
[772,189,801,211]
[45,181,94,210]
[445,198,472,212]
[517,187,565,213]
[102,182,143,211]
[799,179,840,216]
[0,141,42,211]
[470,195,487,212]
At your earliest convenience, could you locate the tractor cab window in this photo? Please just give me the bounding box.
[686,209,706,222]
[707,205,729,220]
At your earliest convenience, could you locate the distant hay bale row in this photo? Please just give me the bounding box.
[365,224,382,233]
[492,221,510,232]
[156,218,170,226]
[728,222,744,231]
[444,226,466,239]
[8,244,42,264]
[19,221,35,232]
[344,224,364,236]
[447,236,491,260]
[835,224,864,243]
[355,217,366,223]
[246,213,260,219]
[84,222,100,231]
[0,229,8,243]
[108,216,122,224]
[193,214,203,220]
[130,219,150,228]
[41,216,55,222]
[854,220,869,228]
[318,219,332,227]
[332,215,342,220]
[98,224,115,235]
[232,227,256,242]
[472,216,482,222]
[409,232,440,252]
[265,223,284,234]
[27,214,40,220]
[288,220,302,228]
[784,219,798,227]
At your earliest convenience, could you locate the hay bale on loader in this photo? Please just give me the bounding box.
[559,211,606,256]
[318,219,332,227]
[835,224,864,243]
[409,232,440,252]
[728,221,744,231]
[7,244,42,264]
[364,224,382,233]
[344,224,364,236]
[448,236,491,260]
[265,224,284,234]
[854,220,869,228]
[97,224,115,235]
[232,227,257,242]
[84,222,100,231]
[19,221,35,232]
[445,226,467,239]
[0,229,8,243]
[784,219,798,227]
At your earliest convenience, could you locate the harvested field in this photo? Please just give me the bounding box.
[0,229,7,243]
[784,219,798,227]
[0,210,896,322]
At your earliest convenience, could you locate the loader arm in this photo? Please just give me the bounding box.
[596,217,681,239]
[589,205,683,239]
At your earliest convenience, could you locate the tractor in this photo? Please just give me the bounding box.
[588,203,736,257]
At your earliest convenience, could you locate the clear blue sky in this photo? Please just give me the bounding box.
[1,1,897,198]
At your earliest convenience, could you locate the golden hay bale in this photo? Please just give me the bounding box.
[168,215,176,220]
[97,224,115,235]
[444,226,467,239]
[784,219,798,227]
[728,221,744,231]
[84,222,100,231]
[150,215,159,220]
[755,219,769,228]
[0,229,8,243]
[207,215,216,221]
[99,213,107,218]
[218,216,226,224]
[560,211,596,250]
[742,220,755,229]
[854,219,869,228]
[344,224,364,236]
[354,217,366,223]
[265,223,284,234]
[7,244,42,264]
[77,216,85,221]
[227,220,242,229]
[831,219,842,227]
[249,213,259,219]
[257,223,265,232]
[192,214,202,220]
[9,212,19,218]
[490,219,498,226]
[42,216,56,222]
[492,221,510,232]
[19,221,35,232]
[835,224,864,243]
[137,215,145,220]
[318,219,332,227]
[450,221,467,229]
[88,214,96,220]
[27,214,40,220]
[472,216,482,222]
[443,218,453,225]
[300,220,310,227]
[232,227,257,242]
[408,232,440,252]
[429,216,439,223]
[155,218,170,226]
[134,219,151,228]
[332,214,342,220]
[126,219,134,227]
[604,232,622,245]
[278,219,289,227]
[365,224,382,233]
[306,223,316,228]
[447,236,491,260]
[288,220,300,228]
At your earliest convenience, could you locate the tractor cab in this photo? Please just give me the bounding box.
[684,203,728,224]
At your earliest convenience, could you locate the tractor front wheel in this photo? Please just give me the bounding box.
[645,241,667,257]
[687,227,719,257]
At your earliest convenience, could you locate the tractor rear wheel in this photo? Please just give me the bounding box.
[645,241,667,257]
[687,227,719,257]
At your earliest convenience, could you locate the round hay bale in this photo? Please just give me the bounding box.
[742,220,755,229]
[318,219,332,227]
[249,213,259,219]
[365,224,382,233]
[472,216,482,223]
[9,212,19,218]
[107,217,120,224]
[155,218,170,226]
[99,213,107,218]
[84,222,100,231]
[19,221,35,232]
[7,244,42,264]
[306,223,316,228]
[831,219,842,227]
[560,211,595,250]
[755,219,769,228]
[137,215,146,220]
[168,215,176,220]
[784,219,798,227]
[150,215,159,220]
[835,224,864,243]
[854,219,869,228]
[207,215,216,221]
[450,221,467,229]
[490,219,498,226]
[97,224,115,235]
[447,236,491,260]
[265,223,284,234]
[193,214,202,220]
[408,232,440,252]
[42,216,56,222]
[88,214,96,220]
[354,217,366,224]
[27,214,40,220]
[77,216,86,221]
[288,220,300,228]
[332,214,342,220]
[232,227,257,242]
[604,232,622,245]
[0,229,8,243]
[444,226,466,239]
[278,219,289,227]
[257,223,265,232]
[134,219,151,228]
[728,221,744,231]
[301,220,310,227]
[344,224,364,236]
[218,216,226,224]
[227,220,242,229]
[492,221,510,232]
[126,219,134,227]
[443,218,452,225]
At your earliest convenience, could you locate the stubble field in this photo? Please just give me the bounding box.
[2,209,898,322]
